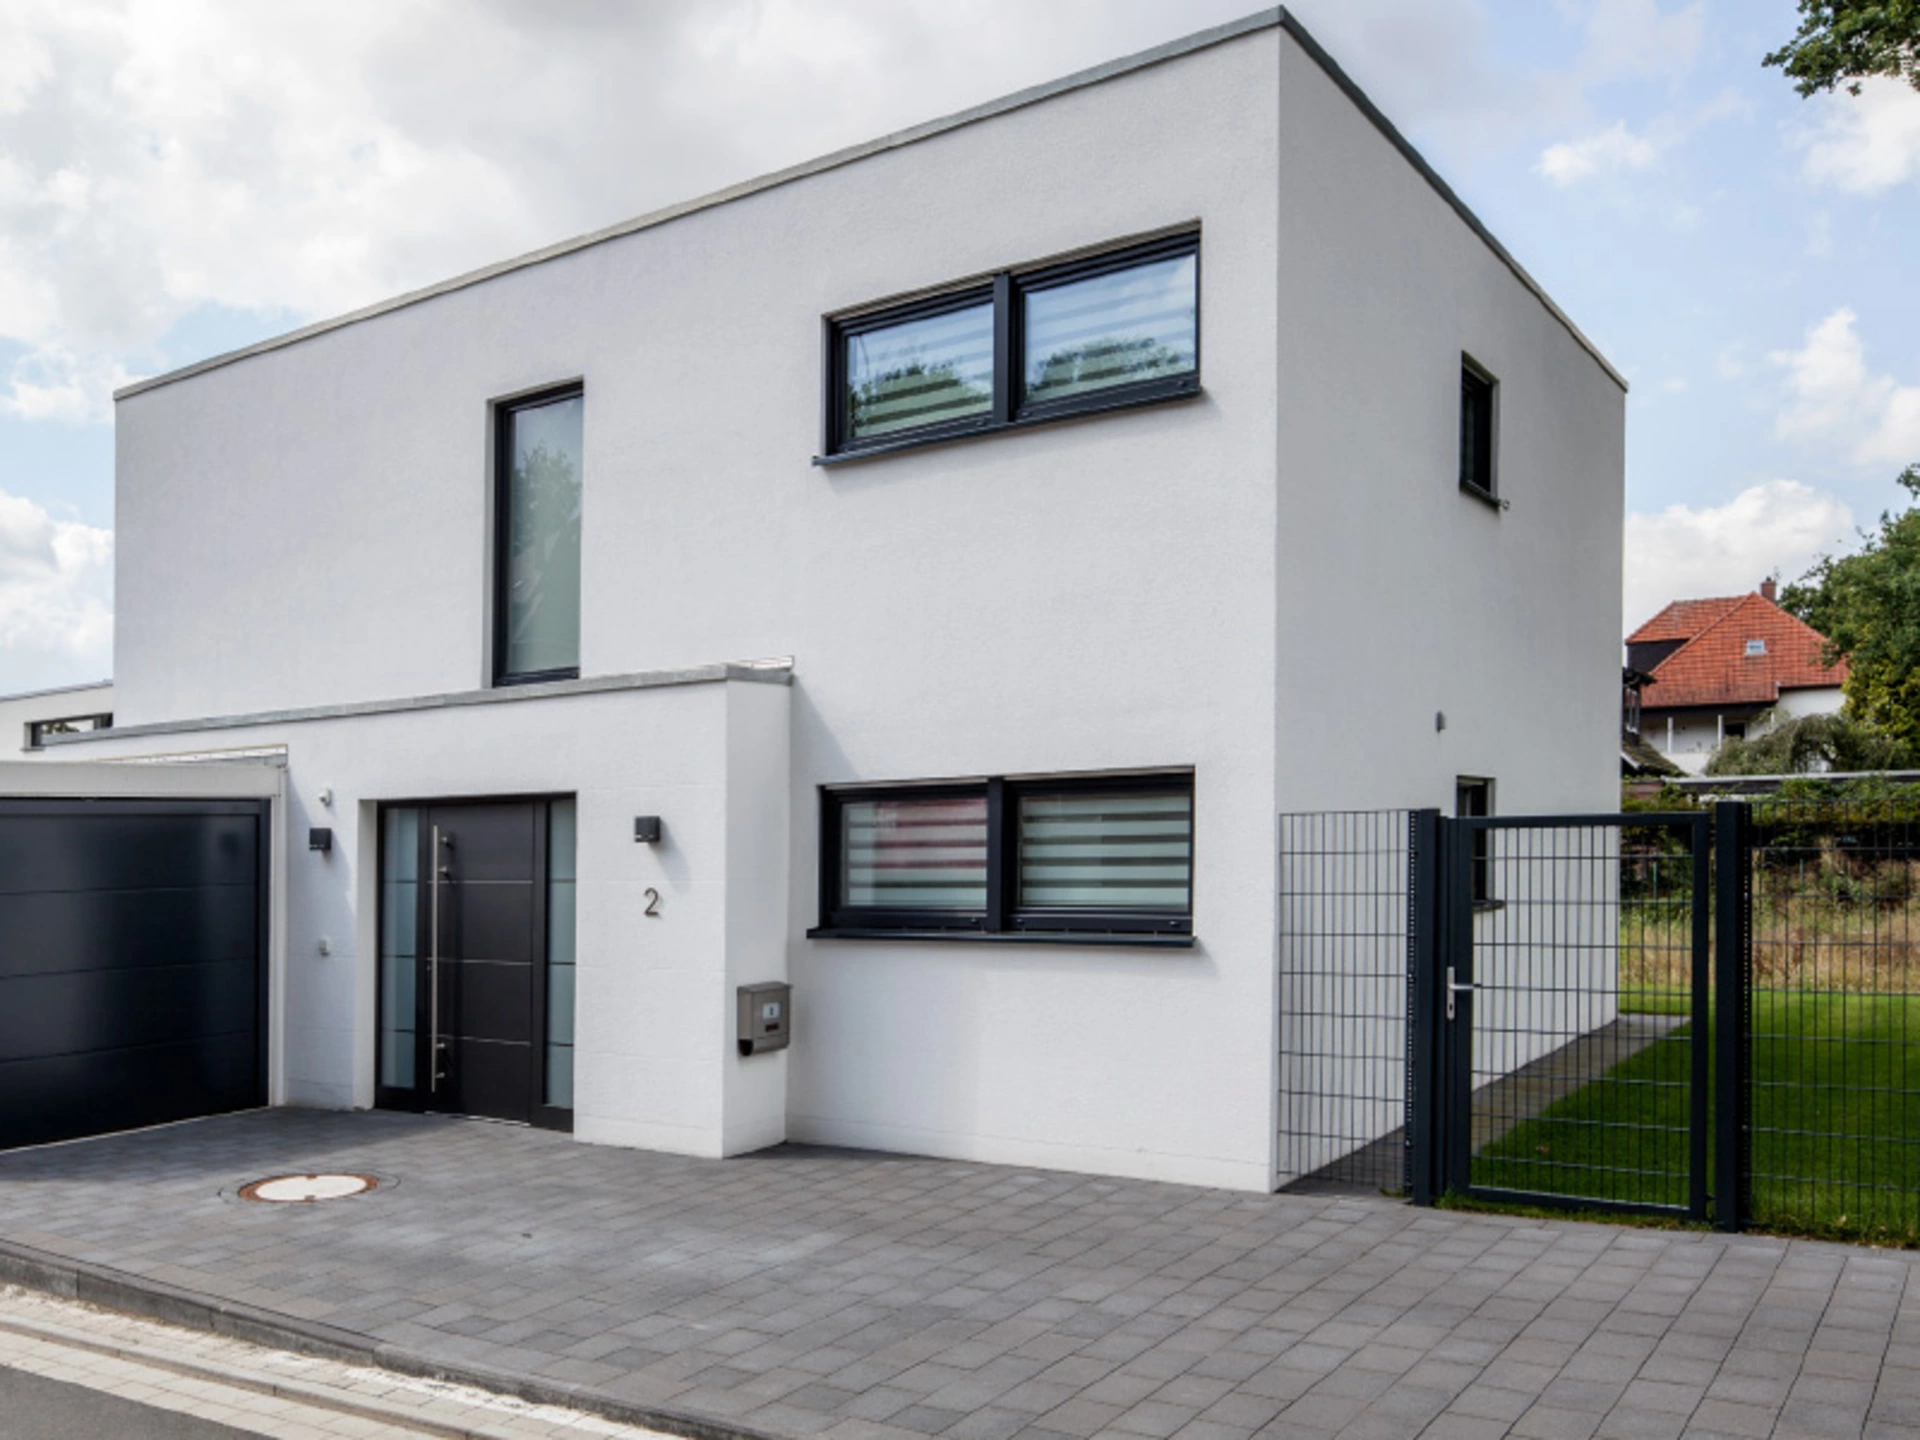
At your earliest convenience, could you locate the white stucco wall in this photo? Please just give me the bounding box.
[0,682,113,757]
[1269,35,1626,1178]
[58,676,790,1157]
[75,17,1623,1191]
[1650,686,1845,774]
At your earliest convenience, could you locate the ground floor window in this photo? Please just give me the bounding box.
[812,770,1193,940]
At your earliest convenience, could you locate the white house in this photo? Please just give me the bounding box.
[1627,581,1846,775]
[34,9,1624,1192]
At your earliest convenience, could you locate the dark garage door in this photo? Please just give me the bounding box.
[0,798,267,1150]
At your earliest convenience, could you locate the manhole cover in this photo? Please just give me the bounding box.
[238,1173,378,1204]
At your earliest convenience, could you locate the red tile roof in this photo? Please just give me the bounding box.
[1636,592,1847,710]
[1626,597,1745,645]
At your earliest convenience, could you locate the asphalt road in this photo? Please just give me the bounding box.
[0,1364,261,1438]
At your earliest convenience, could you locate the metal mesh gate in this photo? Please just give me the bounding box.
[1276,810,1410,1192]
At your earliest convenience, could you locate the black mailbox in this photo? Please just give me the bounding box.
[736,981,791,1057]
[308,827,333,852]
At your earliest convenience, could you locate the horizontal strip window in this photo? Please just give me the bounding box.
[814,771,1193,940]
[27,713,112,749]
[822,231,1200,460]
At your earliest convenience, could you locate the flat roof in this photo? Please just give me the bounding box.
[0,678,113,704]
[115,7,1624,402]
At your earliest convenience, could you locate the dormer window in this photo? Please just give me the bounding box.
[1745,639,1767,656]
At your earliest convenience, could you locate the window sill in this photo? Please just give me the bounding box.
[806,926,1196,949]
[814,381,1202,467]
[494,666,580,688]
[1460,482,1506,513]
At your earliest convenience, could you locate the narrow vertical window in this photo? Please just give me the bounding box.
[1460,359,1496,500]
[378,807,420,1091]
[495,387,583,683]
[546,797,576,1110]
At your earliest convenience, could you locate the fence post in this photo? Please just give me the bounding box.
[1407,809,1443,1205]
[1713,801,1751,1232]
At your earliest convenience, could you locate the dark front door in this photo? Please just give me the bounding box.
[377,798,571,1129]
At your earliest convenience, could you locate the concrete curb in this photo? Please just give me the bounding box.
[0,1238,782,1440]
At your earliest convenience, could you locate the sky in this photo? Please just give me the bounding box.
[0,0,1916,692]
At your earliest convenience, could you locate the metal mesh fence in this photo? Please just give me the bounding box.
[1464,816,1706,1216]
[1744,796,1920,1237]
[1276,810,1409,1192]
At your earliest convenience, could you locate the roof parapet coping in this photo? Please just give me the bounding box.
[112,7,1622,403]
[41,658,794,748]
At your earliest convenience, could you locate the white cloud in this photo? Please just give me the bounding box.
[1772,308,1920,469]
[1624,480,1853,636]
[1538,120,1663,185]
[0,486,112,690]
[1795,77,1920,194]
[1573,0,1706,88]
[0,0,1282,426]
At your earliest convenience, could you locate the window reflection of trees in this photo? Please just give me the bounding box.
[848,359,990,438]
[1027,337,1190,402]
[508,440,582,664]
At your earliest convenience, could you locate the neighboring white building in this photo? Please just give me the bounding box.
[37,10,1624,1191]
[1627,582,1846,776]
[0,680,113,757]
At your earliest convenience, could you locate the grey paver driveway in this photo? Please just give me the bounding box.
[0,1109,1915,1440]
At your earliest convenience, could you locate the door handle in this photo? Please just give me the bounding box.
[1446,965,1476,1022]
[430,826,449,1090]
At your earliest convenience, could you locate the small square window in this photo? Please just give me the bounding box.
[1457,777,1494,906]
[1745,639,1767,656]
[1460,360,1496,500]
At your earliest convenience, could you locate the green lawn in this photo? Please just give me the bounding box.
[1473,992,1920,1241]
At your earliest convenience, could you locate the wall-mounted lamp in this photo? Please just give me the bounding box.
[634,816,663,844]
[308,827,333,852]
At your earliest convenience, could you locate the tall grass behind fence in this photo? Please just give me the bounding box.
[1277,810,1409,1191]
[1744,796,1920,1236]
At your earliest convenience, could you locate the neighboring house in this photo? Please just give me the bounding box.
[1627,580,1847,775]
[0,681,113,756]
[27,11,1624,1191]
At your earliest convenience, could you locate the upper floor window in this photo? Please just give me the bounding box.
[1459,357,1497,502]
[494,386,583,685]
[26,713,112,749]
[823,231,1199,460]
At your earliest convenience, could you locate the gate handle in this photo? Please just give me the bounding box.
[1446,965,1476,1022]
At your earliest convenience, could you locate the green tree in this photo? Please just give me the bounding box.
[1780,466,1920,751]
[1704,711,1912,774]
[1765,1,1920,96]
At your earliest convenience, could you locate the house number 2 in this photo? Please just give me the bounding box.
[644,887,661,916]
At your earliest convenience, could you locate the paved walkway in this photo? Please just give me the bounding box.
[0,1283,673,1437]
[0,1110,1916,1440]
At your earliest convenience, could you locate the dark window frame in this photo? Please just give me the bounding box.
[26,713,112,749]
[492,383,585,688]
[1459,355,1498,506]
[812,770,1195,944]
[820,230,1201,462]
[1457,776,1495,909]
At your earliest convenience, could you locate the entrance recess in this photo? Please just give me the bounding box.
[376,797,574,1130]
